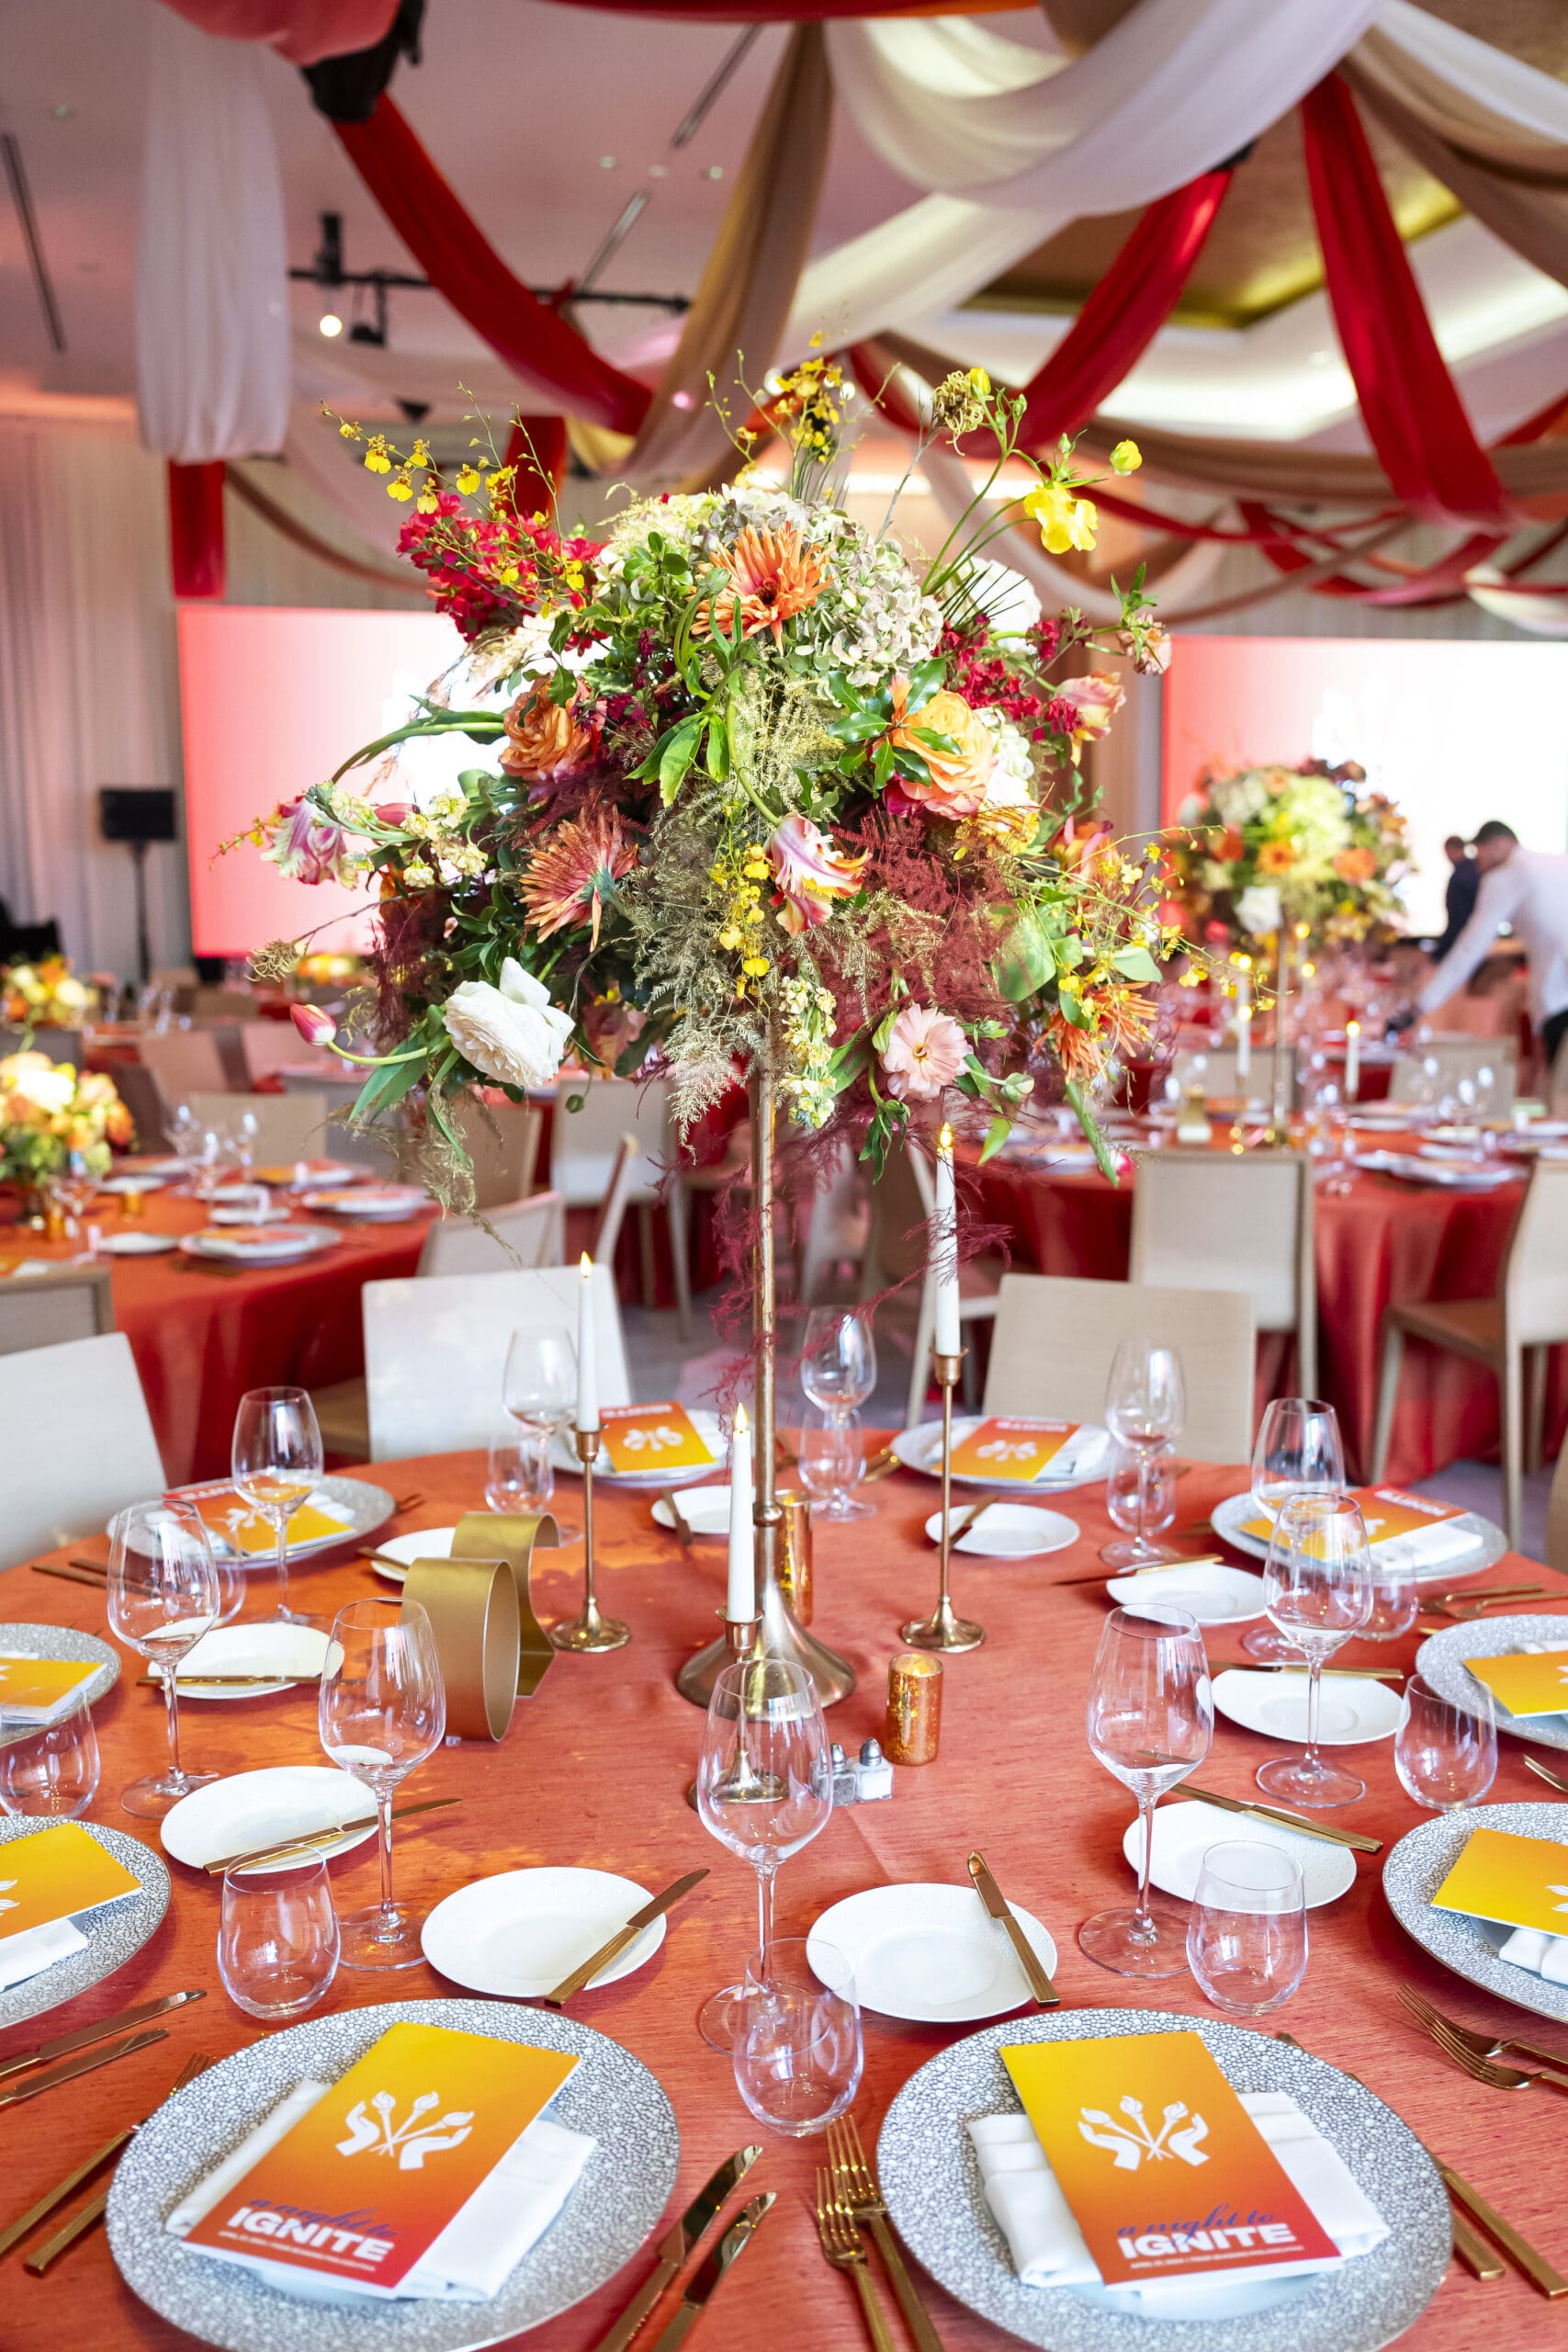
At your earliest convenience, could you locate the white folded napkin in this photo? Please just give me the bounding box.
[1498,1926,1568,1983]
[0,1917,87,1991]
[1369,1520,1477,1574]
[169,2079,595,2302]
[969,2089,1386,2303]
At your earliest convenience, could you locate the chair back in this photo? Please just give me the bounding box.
[0,1265,115,1356]
[0,1025,85,1068]
[983,1272,1257,1463]
[141,1029,231,1099]
[362,1263,629,1458]
[1547,1431,1568,1576]
[0,1332,165,1568]
[455,1099,542,1211]
[241,1022,329,1087]
[860,1136,932,1288]
[191,988,258,1020]
[592,1133,656,1263]
[1130,1148,1312,1336]
[551,1078,671,1207]
[278,1071,396,1172]
[183,1091,331,1165]
[1390,1037,1517,1108]
[109,1061,175,1154]
[1505,1159,1568,1345]
[417,1192,565,1276]
[1168,1044,1278,1101]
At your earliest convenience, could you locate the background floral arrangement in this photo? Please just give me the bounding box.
[0,1051,131,1190]
[1167,758,1407,952]
[1,956,96,1031]
[241,362,1176,1204]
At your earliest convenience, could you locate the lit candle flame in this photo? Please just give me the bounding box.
[1346,1018,1360,1036]
[735,1401,749,1434]
[579,1251,592,1276]
[939,1122,953,1152]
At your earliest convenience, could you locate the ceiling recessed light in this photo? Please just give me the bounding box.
[702,164,723,180]
[648,163,668,179]
[50,102,73,119]
[319,311,344,339]
[599,154,617,170]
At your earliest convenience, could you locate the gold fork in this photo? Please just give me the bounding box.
[827,2114,945,2351]
[816,2170,895,2352]
[1421,2011,1568,2096]
[1397,1983,1568,2076]
[1525,1754,1568,1793]
[21,2050,216,2274]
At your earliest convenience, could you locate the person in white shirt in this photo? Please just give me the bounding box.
[1416,820,1568,1069]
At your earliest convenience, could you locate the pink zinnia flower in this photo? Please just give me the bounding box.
[770,814,865,937]
[290,1003,336,1046]
[881,1003,967,1102]
[1055,673,1125,764]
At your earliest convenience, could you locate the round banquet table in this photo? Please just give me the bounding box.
[976,1136,1566,1487]
[6,1440,1567,2350]
[0,1189,432,1487]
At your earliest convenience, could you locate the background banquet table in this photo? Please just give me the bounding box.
[5,1443,1567,2350]
[0,1190,431,1484]
[976,1139,1562,1486]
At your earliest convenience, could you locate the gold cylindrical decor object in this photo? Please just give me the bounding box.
[777,1490,813,1627]
[120,1186,147,1219]
[401,1555,519,1741]
[452,1510,557,1696]
[885,1651,942,1765]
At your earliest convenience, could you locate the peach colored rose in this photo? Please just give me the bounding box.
[888,685,994,819]
[880,1002,967,1101]
[500,682,593,780]
[1333,846,1377,883]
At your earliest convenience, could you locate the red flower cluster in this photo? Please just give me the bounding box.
[938,616,1071,745]
[396,497,601,641]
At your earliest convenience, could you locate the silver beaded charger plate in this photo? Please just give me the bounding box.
[1416,1614,1568,1750]
[876,2007,1448,2352]
[0,1622,119,1751]
[0,1815,168,2027]
[1383,1800,1568,2024]
[1210,1490,1505,1579]
[113,1476,396,1566]
[107,1996,681,2352]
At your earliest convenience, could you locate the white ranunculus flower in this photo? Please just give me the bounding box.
[6,1062,75,1115]
[441,958,575,1091]
[1236,883,1284,940]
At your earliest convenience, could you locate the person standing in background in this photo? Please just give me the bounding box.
[1432,833,1479,962]
[1417,820,1568,1071]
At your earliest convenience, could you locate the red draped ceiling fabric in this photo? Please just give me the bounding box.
[167,460,227,599]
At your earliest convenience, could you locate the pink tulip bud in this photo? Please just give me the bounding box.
[291,1003,336,1046]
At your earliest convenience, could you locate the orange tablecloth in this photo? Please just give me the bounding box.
[1,1188,430,1486]
[976,1145,1560,1485]
[6,1444,1567,2349]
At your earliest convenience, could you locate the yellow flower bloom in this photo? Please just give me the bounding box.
[1023,479,1099,555]
[1110,439,1142,474]
[338,420,362,442]
[967,367,991,397]
[742,955,771,978]
[387,472,414,503]
[363,435,392,475]
[415,485,439,514]
[409,439,432,470]
[455,463,481,494]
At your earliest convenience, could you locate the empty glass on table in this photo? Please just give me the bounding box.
[1186,1839,1308,2014]
[1258,1492,1373,1808]
[486,1428,554,1519]
[1080,1602,1213,1978]
[799,1310,877,1521]
[1242,1396,1347,1662]
[797,1405,868,1521]
[1394,1673,1496,1812]
[1101,1340,1185,1566]
[0,1696,100,1819]
[1100,1436,1179,1567]
[318,1594,446,1969]
[218,1857,340,2019]
[733,1937,862,2137]
[502,1326,580,1542]
[106,1498,220,1817]
[231,1385,325,1623]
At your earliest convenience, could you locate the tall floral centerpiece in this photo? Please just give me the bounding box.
[0,1052,131,1206]
[1167,759,1407,952]
[1,956,97,1031]
[240,364,1175,1630]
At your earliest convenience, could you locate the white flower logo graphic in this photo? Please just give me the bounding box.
[1078,2095,1210,2173]
[976,1440,1042,1464]
[0,1880,16,1915]
[620,1425,687,1454]
[1550,1885,1568,1916]
[336,2089,475,2171]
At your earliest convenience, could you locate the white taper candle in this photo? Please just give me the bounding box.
[575,1252,599,1433]
[934,1122,960,1358]
[727,1403,754,1623]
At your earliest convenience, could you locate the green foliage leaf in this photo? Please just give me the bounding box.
[978,1112,1014,1163]
[1111,944,1161,984]
[995,907,1056,1001]
[1065,1078,1121,1182]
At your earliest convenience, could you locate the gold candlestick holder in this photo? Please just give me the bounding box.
[901,1347,985,1652]
[549,1430,631,1652]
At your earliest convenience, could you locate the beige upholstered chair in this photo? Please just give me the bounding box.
[1545,1435,1568,1575]
[140,1028,231,1099]
[1130,1148,1316,1394]
[1371,1159,1568,1549]
[418,1192,566,1276]
[0,1265,115,1356]
[109,1060,175,1155]
[0,1025,85,1067]
[278,1071,396,1173]
[592,1135,646,1269]
[185,1091,332,1165]
[550,1079,692,1335]
[983,1273,1258,1464]
[1,1332,165,1568]
[1389,1036,1517,1109]
[241,1021,329,1087]
[360,1264,630,1460]
[454,1099,542,1212]
[859,1136,1005,1428]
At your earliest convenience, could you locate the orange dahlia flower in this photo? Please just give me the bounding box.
[1257,839,1297,874]
[693,526,827,647]
[501,682,594,780]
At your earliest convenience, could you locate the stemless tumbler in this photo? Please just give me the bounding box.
[0,1698,100,1819]
[733,1937,863,2137]
[1395,1674,1497,1812]
[218,1858,341,2019]
[1187,1840,1308,2015]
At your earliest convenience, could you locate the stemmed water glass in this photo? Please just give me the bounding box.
[1258,1493,1373,1808]
[799,1310,877,1520]
[1102,1340,1184,1566]
[318,1595,446,1969]
[502,1327,580,1542]
[51,1148,99,1238]
[106,1499,220,1817]
[1079,1602,1213,1977]
[231,1385,324,1623]
[1101,1438,1179,1567]
[695,1657,831,2050]
[1242,1397,1346,1662]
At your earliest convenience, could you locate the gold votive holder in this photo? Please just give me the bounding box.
[777,1490,813,1627]
[885,1650,942,1765]
[42,1202,66,1243]
[120,1186,147,1219]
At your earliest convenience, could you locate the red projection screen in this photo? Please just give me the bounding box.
[177,607,461,959]
[1161,636,1568,933]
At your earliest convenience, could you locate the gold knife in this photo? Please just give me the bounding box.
[0,1986,204,2087]
[202,1797,458,1874]
[543,1869,709,2007]
[138,1672,321,1689]
[659,1489,695,1551]
[648,2194,775,2352]
[0,2047,213,2266]
[1215,1663,1404,1681]
[1441,2164,1568,2297]
[589,2144,762,2352]
[1181,1782,1382,1854]
[968,1849,1058,2007]
[0,2026,168,2111]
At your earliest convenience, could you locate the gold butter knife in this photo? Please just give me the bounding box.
[0,2048,213,2267]
[1214,1662,1404,1682]
[0,2026,168,2111]
[0,1985,203,2087]
[1181,1781,1382,1854]
[589,2144,761,2352]
[1441,2164,1568,2297]
[968,1849,1057,2007]
[649,2194,775,2352]
[659,1489,695,1551]
[543,1868,709,2007]
[139,1671,320,1689]
[203,1796,458,1874]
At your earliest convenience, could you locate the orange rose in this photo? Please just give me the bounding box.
[501,682,593,780]
[1333,846,1377,883]
[888,684,994,819]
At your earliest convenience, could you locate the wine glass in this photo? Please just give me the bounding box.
[218,1859,340,2019]
[695,1657,831,2051]
[486,1429,554,1518]
[796,1406,866,1519]
[1258,1493,1373,1808]
[318,1596,446,1969]
[502,1327,579,1542]
[0,1698,100,1819]
[1395,1675,1496,1812]
[1242,1398,1346,1662]
[106,1499,220,1816]
[1079,1602,1212,1977]
[733,1938,862,2137]
[51,1148,99,1236]
[231,1386,324,1623]
[1100,1436,1179,1567]
[1186,1840,1308,2015]
[799,1311,877,1521]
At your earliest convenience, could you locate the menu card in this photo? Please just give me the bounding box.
[0,1656,99,1724]
[0,1821,141,1941]
[1431,1825,1568,1936]
[1001,2032,1338,2289]
[194,1490,355,1555]
[1462,1651,1568,1720]
[598,1401,716,1474]
[951,1418,1080,1483]
[183,2023,578,2293]
[1240,1486,1465,1548]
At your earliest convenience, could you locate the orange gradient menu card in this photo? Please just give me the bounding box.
[1240,1486,1464,1547]
[1462,1651,1568,1720]
[0,1656,99,1718]
[0,1822,141,1941]
[950,1419,1080,1482]
[1002,2033,1338,2289]
[184,2024,579,2292]
[1431,1826,1568,1935]
[598,1401,716,1474]
[194,1490,353,1555]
